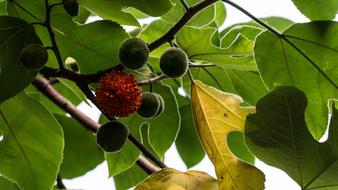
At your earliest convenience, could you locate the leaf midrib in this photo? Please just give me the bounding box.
[0,110,37,189]
[193,82,240,189]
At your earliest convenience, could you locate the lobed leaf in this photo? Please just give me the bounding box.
[245,86,338,189]
[191,80,265,189]
[254,21,338,139]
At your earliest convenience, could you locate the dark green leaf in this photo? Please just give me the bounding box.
[245,86,338,189]
[62,0,79,17]
[0,16,41,103]
[0,93,64,190]
[176,104,205,168]
[254,21,338,139]
[291,0,338,20]
[54,114,104,179]
[78,0,173,26]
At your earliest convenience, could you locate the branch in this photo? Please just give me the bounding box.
[40,64,124,85]
[56,175,66,190]
[179,0,190,12]
[32,77,161,173]
[148,0,218,51]
[137,74,167,86]
[44,0,65,70]
[222,0,281,36]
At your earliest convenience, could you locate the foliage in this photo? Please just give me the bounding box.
[0,0,337,189]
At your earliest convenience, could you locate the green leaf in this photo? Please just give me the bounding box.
[190,66,236,93]
[0,176,20,190]
[227,131,254,164]
[0,16,41,103]
[121,83,180,158]
[245,86,338,189]
[226,70,269,106]
[53,18,129,74]
[114,163,148,190]
[0,93,64,190]
[104,115,142,177]
[177,26,256,71]
[105,138,140,177]
[78,0,173,26]
[214,1,227,27]
[220,17,294,37]
[254,21,338,139]
[291,0,338,21]
[8,2,129,74]
[72,5,91,24]
[162,0,215,27]
[137,19,172,59]
[0,0,7,15]
[220,25,262,48]
[54,114,104,179]
[176,104,205,168]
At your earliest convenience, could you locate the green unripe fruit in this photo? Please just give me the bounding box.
[119,38,149,70]
[20,43,48,71]
[137,92,161,118]
[154,94,165,117]
[160,48,188,78]
[96,121,129,152]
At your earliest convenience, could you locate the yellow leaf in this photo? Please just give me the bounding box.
[135,168,218,190]
[191,80,265,190]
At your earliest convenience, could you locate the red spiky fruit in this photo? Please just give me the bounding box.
[95,71,142,118]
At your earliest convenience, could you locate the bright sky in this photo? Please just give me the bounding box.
[64,1,318,189]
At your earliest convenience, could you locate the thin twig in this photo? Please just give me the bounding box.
[137,74,167,86]
[32,77,161,173]
[222,0,281,36]
[189,63,216,68]
[44,0,65,70]
[148,0,218,51]
[56,175,66,190]
[179,0,190,12]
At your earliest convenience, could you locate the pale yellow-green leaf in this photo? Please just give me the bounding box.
[191,80,265,190]
[135,168,218,190]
